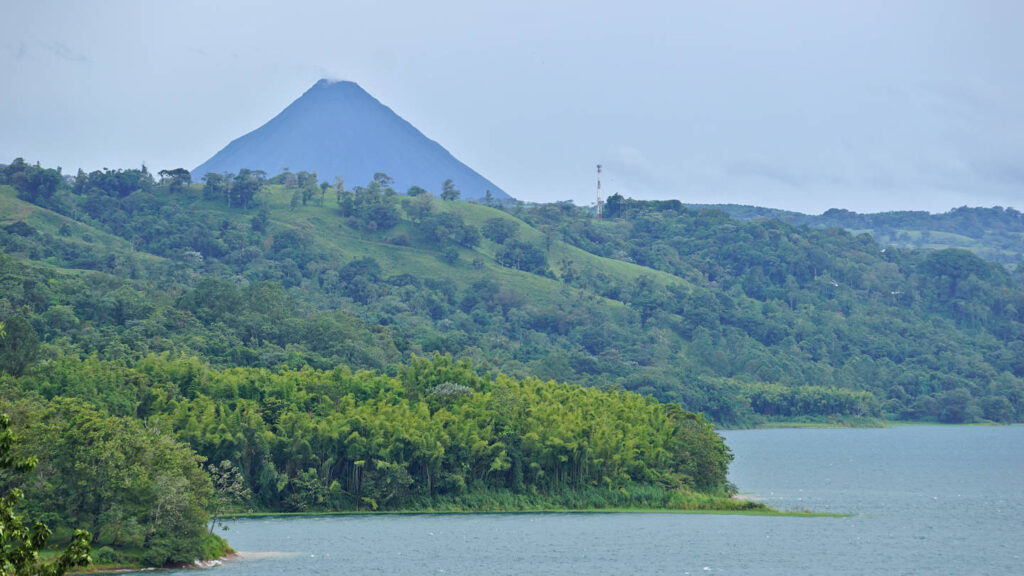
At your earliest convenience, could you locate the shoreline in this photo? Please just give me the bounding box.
[69,505,844,573]
[69,552,241,575]
[720,419,1017,431]
[220,506,847,519]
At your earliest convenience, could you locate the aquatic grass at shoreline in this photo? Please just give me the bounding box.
[221,506,848,519]
[721,417,1019,431]
[217,484,849,520]
[721,416,889,430]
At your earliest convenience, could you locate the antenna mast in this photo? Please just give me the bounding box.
[596,164,603,220]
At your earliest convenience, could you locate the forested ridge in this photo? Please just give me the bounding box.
[2,159,1022,427]
[2,155,1022,565]
[690,202,1024,266]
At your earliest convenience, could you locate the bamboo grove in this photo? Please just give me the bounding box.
[3,354,737,514]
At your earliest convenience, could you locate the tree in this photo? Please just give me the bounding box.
[0,316,39,377]
[158,168,192,193]
[441,246,459,264]
[0,414,91,576]
[201,173,228,202]
[20,400,218,567]
[938,389,974,423]
[604,193,625,218]
[294,171,317,189]
[421,213,479,248]
[482,218,519,245]
[251,207,269,234]
[373,173,394,188]
[628,275,668,327]
[1,158,63,206]
[441,179,460,201]
[495,240,547,274]
[403,193,434,223]
[346,180,400,230]
[334,177,345,205]
[206,460,251,535]
[280,169,298,188]
[231,169,265,209]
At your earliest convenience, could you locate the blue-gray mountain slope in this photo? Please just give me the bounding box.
[193,79,509,200]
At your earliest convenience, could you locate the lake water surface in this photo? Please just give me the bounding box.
[183,426,1023,575]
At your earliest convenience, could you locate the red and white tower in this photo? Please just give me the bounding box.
[596,164,603,220]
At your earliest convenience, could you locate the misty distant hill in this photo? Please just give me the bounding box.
[687,203,1024,266]
[194,79,509,200]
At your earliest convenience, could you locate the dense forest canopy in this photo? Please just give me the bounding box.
[2,354,739,515]
[1,158,1022,428]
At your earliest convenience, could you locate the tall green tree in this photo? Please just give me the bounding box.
[0,317,38,377]
[206,460,250,535]
[440,179,460,201]
[157,169,191,193]
[0,414,91,576]
[200,172,228,201]
[231,169,265,209]
[482,218,518,245]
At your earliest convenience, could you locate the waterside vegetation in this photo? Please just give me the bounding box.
[2,354,760,568]
[1,157,1022,566]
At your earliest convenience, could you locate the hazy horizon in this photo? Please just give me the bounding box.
[2,1,1022,215]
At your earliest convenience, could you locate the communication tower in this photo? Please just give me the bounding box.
[596,164,603,220]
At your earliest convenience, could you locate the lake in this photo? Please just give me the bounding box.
[180,426,1024,575]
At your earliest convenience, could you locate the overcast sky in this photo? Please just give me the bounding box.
[2,1,1022,214]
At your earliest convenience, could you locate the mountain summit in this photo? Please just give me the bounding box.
[193,79,509,200]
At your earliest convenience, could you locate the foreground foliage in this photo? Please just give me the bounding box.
[0,414,90,576]
[0,403,229,568]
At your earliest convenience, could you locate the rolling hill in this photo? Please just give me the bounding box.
[2,159,1023,427]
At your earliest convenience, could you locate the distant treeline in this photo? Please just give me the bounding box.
[693,203,1024,267]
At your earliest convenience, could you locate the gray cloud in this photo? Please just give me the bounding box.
[45,41,89,63]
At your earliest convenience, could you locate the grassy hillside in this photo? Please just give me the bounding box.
[256,185,687,300]
[0,185,169,272]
